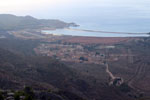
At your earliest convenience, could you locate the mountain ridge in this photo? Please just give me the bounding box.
[0,14,78,30]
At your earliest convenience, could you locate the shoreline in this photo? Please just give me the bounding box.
[66,28,149,35]
[41,28,149,37]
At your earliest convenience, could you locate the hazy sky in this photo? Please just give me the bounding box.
[0,0,150,20]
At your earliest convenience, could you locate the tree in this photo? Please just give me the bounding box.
[79,57,88,61]
[14,91,25,100]
[14,93,20,100]
[0,92,4,100]
[24,86,34,99]
[24,95,33,100]
[24,86,33,95]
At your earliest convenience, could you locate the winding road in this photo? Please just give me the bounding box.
[105,63,115,80]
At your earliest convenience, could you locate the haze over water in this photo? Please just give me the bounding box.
[1,0,150,37]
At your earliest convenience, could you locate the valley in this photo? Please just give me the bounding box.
[0,14,150,100]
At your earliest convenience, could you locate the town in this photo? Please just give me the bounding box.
[34,40,133,65]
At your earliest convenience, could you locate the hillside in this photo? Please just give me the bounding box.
[0,14,77,30]
[0,36,133,100]
[0,15,150,100]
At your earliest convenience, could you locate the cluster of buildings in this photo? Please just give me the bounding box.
[35,42,134,65]
[35,43,107,64]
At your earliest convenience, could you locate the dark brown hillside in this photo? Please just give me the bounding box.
[0,14,144,100]
[0,38,40,55]
[1,31,147,100]
[0,42,132,100]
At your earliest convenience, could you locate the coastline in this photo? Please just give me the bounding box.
[41,28,149,37]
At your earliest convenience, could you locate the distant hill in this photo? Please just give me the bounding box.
[0,14,77,30]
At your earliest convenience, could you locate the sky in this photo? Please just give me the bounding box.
[0,0,150,16]
[0,0,150,19]
[0,0,150,32]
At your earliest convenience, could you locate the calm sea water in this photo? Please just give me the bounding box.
[42,17,150,37]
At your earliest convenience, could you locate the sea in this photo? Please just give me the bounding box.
[42,15,150,37]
